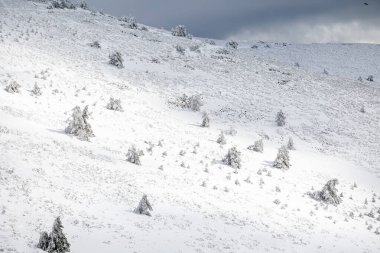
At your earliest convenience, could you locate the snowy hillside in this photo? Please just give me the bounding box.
[1,0,380,252]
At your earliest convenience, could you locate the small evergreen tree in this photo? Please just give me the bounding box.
[126,146,144,165]
[276,110,286,126]
[106,97,123,111]
[171,25,192,39]
[308,179,342,206]
[287,137,295,150]
[5,81,21,93]
[31,83,42,96]
[247,139,263,153]
[323,68,329,75]
[109,51,123,68]
[134,194,153,216]
[358,76,363,81]
[273,146,290,170]
[37,232,50,251]
[223,147,241,169]
[216,131,226,145]
[294,62,300,67]
[200,112,210,127]
[65,105,94,141]
[47,217,70,253]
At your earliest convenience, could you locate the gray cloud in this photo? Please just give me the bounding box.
[85,0,380,43]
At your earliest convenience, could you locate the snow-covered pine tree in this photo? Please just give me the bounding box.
[49,0,76,9]
[37,231,50,251]
[287,137,295,150]
[109,51,123,68]
[367,75,374,82]
[216,131,226,145]
[358,76,363,81]
[276,110,286,126]
[308,179,342,206]
[294,62,300,67]
[65,105,94,141]
[226,40,238,49]
[247,139,263,153]
[200,112,210,127]
[47,217,70,253]
[171,25,192,39]
[5,81,21,93]
[126,145,144,165]
[323,68,329,75]
[106,97,123,111]
[31,83,42,96]
[134,194,153,216]
[222,147,241,169]
[273,146,290,170]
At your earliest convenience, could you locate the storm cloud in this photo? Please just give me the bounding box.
[85,0,380,43]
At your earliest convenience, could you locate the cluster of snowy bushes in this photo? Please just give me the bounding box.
[170,94,204,111]
[171,25,192,39]
[47,0,88,10]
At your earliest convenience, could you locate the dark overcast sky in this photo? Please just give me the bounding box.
[85,0,380,43]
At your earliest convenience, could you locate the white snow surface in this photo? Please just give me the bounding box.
[0,1,380,252]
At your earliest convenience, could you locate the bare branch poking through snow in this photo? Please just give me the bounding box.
[5,81,21,93]
[134,194,153,216]
[65,105,94,141]
[106,97,123,111]
[308,179,342,206]
[223,147,242,169]
[126,146,144,165]
[273,146,290,170]
[109,51,123,69]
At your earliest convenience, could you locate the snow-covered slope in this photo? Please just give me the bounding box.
[1,1,380,252]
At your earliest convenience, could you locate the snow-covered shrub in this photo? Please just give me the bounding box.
[126,145,144,165]
[65,105,94,141]
[172,94,204,111]
[273,146,290,170]
[37,217,70,253]
[89,41,100,48]
[294,62,300,67]
[287,137,295,150]
[216,131,226,145]
[171,25,192,39]
[367,75,374,82]
[106,97,123,111]
[247,139,263,153]
[30,83,42,96]
[216,48,230,54]
[275,110,286,126]
[323,68,329,75]
[119,16,137,29]
[175,45,185,54]
[78,1,88,9]
[205,39,215,45]
[189,44,200,52]
[224,127,237,136]
[308,179,342,206]
[200,112,210,127]
[134,194,153,216]
[251,45,258,49]
[358,76,363,81]
[360,105,365,113]
[49,0,76,9]
[226,40,238,49]
[5,81,21,93]
[222,147,241,169]
[109,51,123,69]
